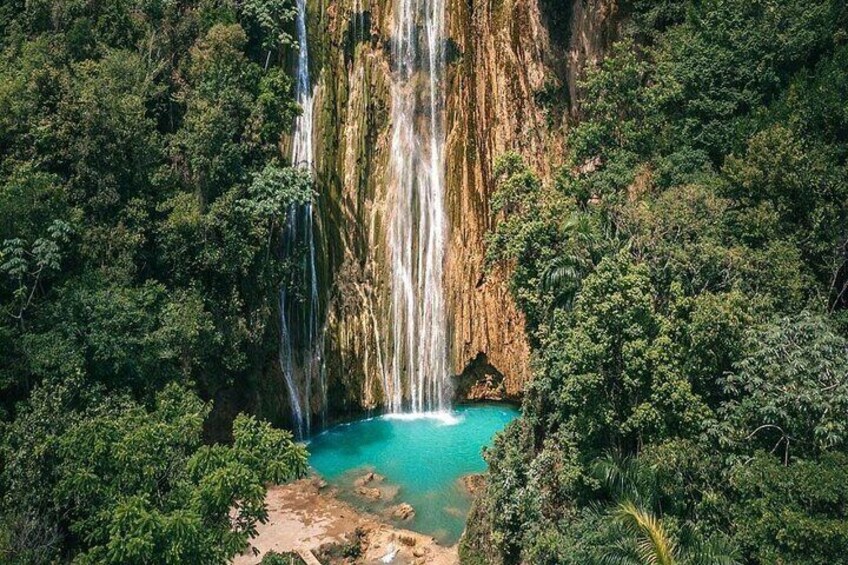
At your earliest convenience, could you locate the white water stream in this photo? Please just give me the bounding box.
[281,0,451,426]
[386,0,450,412]
[279,0,324,439]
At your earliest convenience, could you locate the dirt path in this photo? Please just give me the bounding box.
[233,478,459,565]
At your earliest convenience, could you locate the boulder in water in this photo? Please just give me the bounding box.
[389,503,415,521]
[354,471,384,487]
[356,486,382,500]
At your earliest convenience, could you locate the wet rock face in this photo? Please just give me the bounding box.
[443,0,564,398]
[453,352,510,401]
[442,0,621,398]
[306,0,619,414]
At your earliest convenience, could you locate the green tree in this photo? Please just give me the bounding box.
[467,2,848,562]
[1,382,306,564]
[0,3,312,563]
[731,453,848,564]
[721,313,848,461]
[600,501,739,565]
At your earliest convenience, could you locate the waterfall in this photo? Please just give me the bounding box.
[279,0,324,439]
[291,0,313,170]
[386,0,450,412]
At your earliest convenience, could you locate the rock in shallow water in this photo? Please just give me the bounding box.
[389,503,416,521]
[356,486,382,500]
[354,471,383,486]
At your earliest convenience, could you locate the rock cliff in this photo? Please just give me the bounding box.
[297,0,618,416]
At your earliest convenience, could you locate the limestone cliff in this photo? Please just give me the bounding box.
[303,0,619,416]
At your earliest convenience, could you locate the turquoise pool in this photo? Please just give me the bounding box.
[307,404,518,545]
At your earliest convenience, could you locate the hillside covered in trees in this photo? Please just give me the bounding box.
[2,0,848,564]
[462,1,848,563]
[0,2,311,562]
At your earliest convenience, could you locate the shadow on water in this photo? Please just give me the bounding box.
[308,417,396,454]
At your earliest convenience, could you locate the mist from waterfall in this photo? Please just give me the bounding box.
[386,0,450,412]
[279,0,324,439]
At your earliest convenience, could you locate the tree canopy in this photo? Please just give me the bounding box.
[0,1,310,562]
[463,1,848,563]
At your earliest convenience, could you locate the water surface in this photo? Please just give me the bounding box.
[308,404,518,545]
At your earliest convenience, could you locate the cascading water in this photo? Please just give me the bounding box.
[279,0,324,439]
[386,0,450,412]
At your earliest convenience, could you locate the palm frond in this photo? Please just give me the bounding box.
[680,533,741,565]
[591,452,656,507]
[597,537,642,565]
[613,501,677,565]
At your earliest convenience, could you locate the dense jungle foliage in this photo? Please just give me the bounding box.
[2,0,848,563]
[463,0,848,563]
[0,1,311,562]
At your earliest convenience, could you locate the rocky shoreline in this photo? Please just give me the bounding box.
[233,477,459,565]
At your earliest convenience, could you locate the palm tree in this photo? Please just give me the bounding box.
[592,454,740,565]
[541,256,583,309]
[600,501,677,565]
[541,211,609,310]
[597,501,739,565]
[591,453,657,507]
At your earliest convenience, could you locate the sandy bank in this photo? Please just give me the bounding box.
[233,477,459,565]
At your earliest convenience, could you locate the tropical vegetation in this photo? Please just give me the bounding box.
[462,0,848,563]
[0,1,310,562]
